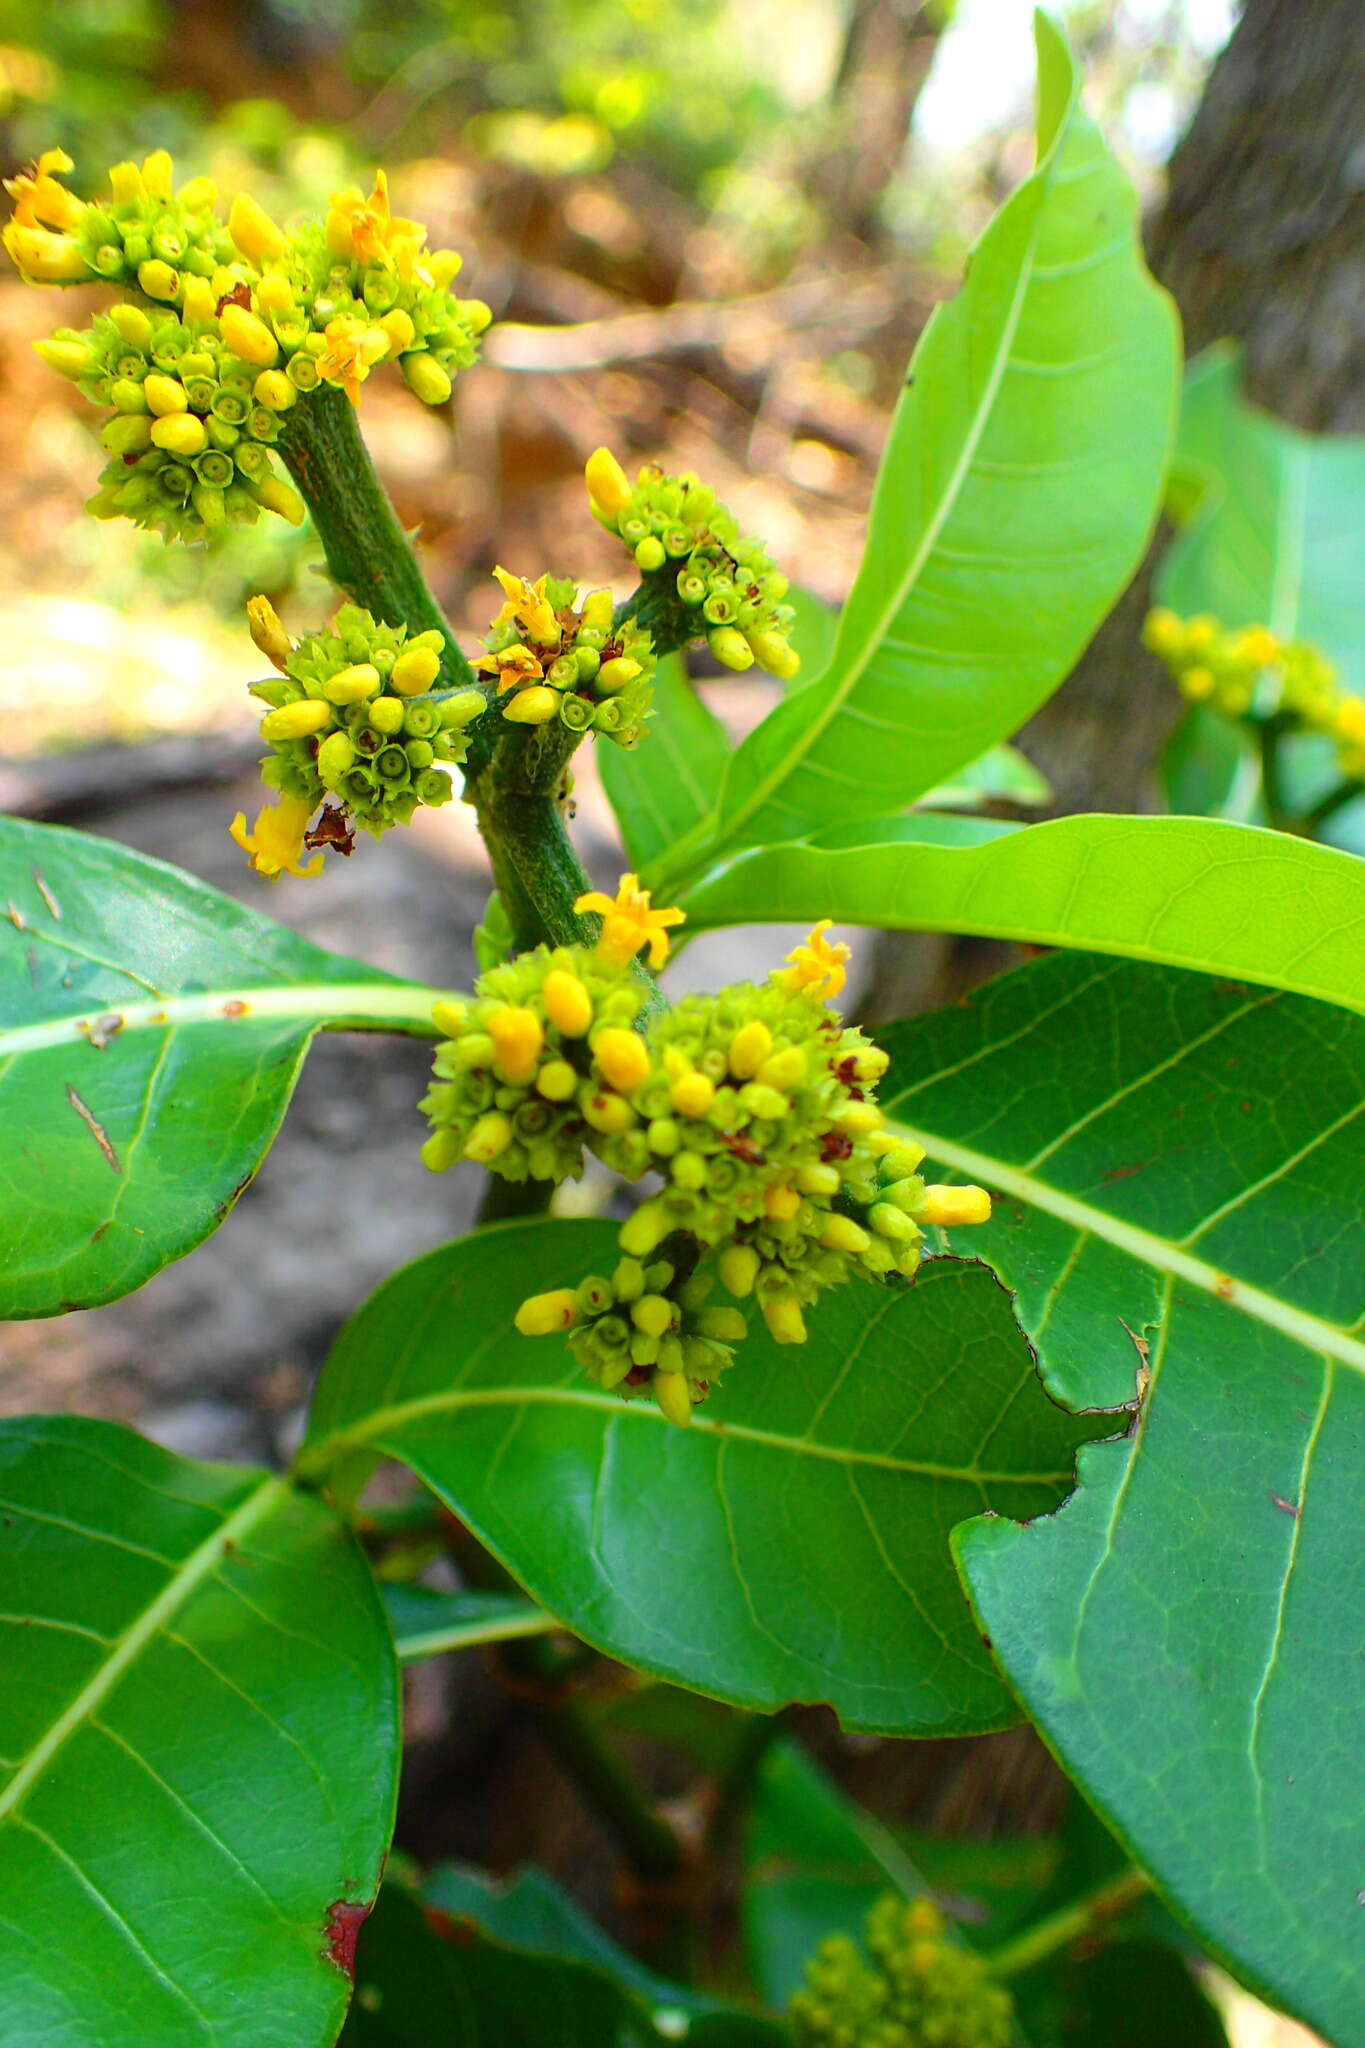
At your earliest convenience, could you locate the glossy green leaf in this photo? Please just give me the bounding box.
[381,1584,556,1662]
[0,817,442,1318]
[782,587,841,692]
[743,1741,923,2008]
[300,1220,1107,1735]
[599,651,730,872]
[341,1883,783,2047]
[870,950,1364,2043]
[686,15,1177,870]
[1158,344,1365,687]
[422,1862,783,2033]
[0,1415,398,2048]
[917,743,1053,813]
[680,811,1365,1018]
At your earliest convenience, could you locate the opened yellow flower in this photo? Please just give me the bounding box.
[474,644,544,694]
[490,565,561,647]
[575,873,684,969]
[4,148,82,231]
[229,793,324,880]
[326,169,425,268]
[316,316,392,403]
[777,920,851,1001]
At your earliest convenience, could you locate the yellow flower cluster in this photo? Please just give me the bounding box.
[1145,607,1363,776]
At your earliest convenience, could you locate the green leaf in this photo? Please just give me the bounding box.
[1012,1941,1231,2048]
[342,1883,783,2046]
[300,1220,1107,1735]
[679,811,1365,1018]
[871,949,1364,2043]
[781,587,842,692]
[0,817,442,1318]
[918,743,1053,813]
[381,1585,556,1662]
[1160,704,1264,822]
[743,1741,925,2007]
[1158,344,1365,687]
[0,1415,397,2048]
[687,14,1177,868]
[599,652,731,872]
[422,1862,778,2030]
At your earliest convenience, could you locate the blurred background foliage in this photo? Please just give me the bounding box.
[0,0,1232,759]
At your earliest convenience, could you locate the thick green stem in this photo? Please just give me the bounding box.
[987,1866,1151,1981]
[1256,715,1291,829]
[277,383,475,691]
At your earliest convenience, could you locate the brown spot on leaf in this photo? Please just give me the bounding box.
[222,999,249,1018]
[4,900,27,931]
[65,1086,121,1174]
[33,869,60,919]
[322,1898,370,1980]
[1270,1493,1300,1520]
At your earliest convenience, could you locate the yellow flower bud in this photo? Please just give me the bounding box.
[140,149,174,198]
[709,627,755,672]
[619,1198,670,1258]
[835,1101,884,1136]
[764,1184,801,1221]
[107,162,145,205]
[869,1201,917,1244]
[515,1288,580,1336]
[323,663,382,705]
[757,1046,807,1090]
[431,1000,469,1037]
[177,175,217,213]
[420,1128,462,1173]
[256,274,297,317]
[260,700,333,741]
[728,1020,773,1080]
[34,338,95,381]
[401,351,453,406]
[246,595,294,671]
[747,628,800,679]
[464,1111,514,1163]
[501,686,559,725]
[251,476,306,525]
[653,1371,693,1428]
[585,446,633,526]
[917,1185,993,1228]
[536,1059,579,1102]
[181,275,217,325]
[248,371,292,415]
[4,224,90,281]
[110,304,153,345]
[219,302,280,368]
[379,308,415,355]
[150,412,207,456]
[671,1071,715,1119]
[390,645,442,696]
[761,1294,807,1345]
[596,656,643,695]
[581,1090,635,1135]
[1182,666,1216,700]
[718,1244,760,1298]
[138,258,180,302]
[229,192,287,266]
[543,969,593,1037]
[144,374,189,417]
[820,1214,871,1254]
[366,697,403,736]
[631,1294,674,1338]
[488,1006,544,1085]
[593,1026,651,1094]
[427,249,464,288]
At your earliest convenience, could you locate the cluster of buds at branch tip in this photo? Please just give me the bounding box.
[791,1894,1014,2048]
[475,570,656,744]
[231,599,485,876]
[423,885,991,1425]
[586,446,800,679]
[7,149,491,541]
[1145,608,1364,777]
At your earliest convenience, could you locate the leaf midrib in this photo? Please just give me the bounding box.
[300,1382,1080,1484]
[887,1117,1365,1381]
[0,1475,290,1824]
[710,94,1073,856]
[0,980,448,1059]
